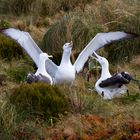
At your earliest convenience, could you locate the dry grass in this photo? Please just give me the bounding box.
[0,93,17,139]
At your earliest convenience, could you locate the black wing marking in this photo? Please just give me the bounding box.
[27,73,51,84]
[27,73,39,84]
[99,72,132,88]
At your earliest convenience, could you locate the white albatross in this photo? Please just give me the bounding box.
[92,51,132,99]
[1,28,137,84]
[27,53,54,84]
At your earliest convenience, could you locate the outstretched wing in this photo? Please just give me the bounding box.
[2,28,59,77]
[2,28,43,67]
[74,31,138,73]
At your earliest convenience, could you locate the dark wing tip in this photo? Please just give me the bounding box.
[0,29,5,34]
[125,32,139,38]
[0,29,10,37]
[0,27,8,33]
[0,28,10,39]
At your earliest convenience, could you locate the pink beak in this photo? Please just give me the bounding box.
[69,41,73,48]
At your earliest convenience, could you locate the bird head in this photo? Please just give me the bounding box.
[39,53,53,60]
[92,51,108,66]
[63,41,73,52]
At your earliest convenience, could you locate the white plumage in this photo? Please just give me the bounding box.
[92,51,130,99]
[2,28,136,84]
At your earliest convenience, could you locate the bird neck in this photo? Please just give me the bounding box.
[100,63,111,79]
[60,51,71,66]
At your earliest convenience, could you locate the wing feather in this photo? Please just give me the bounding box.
[45,59,58,78]
[2,28,42,66]
[74,31,138,73]
[2,28,59,77]
[99,72,132,87]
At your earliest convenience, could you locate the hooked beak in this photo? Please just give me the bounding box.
[69,41,73,48]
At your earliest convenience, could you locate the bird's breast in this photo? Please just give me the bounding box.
[55,65,75,84]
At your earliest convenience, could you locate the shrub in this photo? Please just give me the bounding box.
[10,83,69,120]
[0,34,24,61]
[7,62,34,83]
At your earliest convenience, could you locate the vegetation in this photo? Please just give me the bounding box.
[10,83,69,120]
[7,60,34,83]
[41,18,90,64]
[0,34,24,61]
[0,0,92,16]
[0,0,140,139]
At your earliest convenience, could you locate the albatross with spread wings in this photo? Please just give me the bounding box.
[2,28,137,84]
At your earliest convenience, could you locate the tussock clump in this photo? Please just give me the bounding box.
[42,18,89,52]
[41,17,89,64]
[10,83,69,120]
[0,34,24,61]
[41,18,68,55]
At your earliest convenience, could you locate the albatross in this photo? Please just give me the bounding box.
[2,28,137,84]
[27,53,53,84]
[92,51,133,99]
